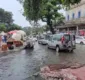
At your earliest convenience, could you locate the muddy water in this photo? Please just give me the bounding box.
[0,43,85,80]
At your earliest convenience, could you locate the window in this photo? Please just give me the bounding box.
[53,34,62,41]
[67,15,69,20]
[64,35,70,41]
[72,13,75,19]
[78,11,81,18]
[53,37,57,40]
[76,36,82,39]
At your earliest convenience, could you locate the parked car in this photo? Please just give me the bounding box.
[47,33,76,52]
[38,34,50,45]
[32,37,37,41]
[76,36,85,45]
[38,36,47,45]
[30,37,37,42]
[38,39,48,45]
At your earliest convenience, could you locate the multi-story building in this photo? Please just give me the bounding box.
[57,0,85,35]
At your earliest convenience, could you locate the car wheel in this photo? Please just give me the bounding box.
[31,46,34,49]
[68,47,73,53]
[56,46,60,53]
[47,44,50,49]
[38,41,41,44]
[80,42,84,45]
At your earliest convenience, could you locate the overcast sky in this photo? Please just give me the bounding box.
[0,0,65,27]
[0,0,31,27]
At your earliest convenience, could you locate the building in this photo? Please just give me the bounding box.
[57,0,85,35]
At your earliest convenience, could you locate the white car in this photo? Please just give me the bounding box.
[32,37,37,41]
[76,36,85,44]
[38,34,51,45]
[38,39,48,45]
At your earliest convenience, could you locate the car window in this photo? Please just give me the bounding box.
[49,36,52,41]
[45,35,50,40]
[53,37,57,40]
[53,34,62,41]
[64,35,70,41]
[76,36,82,39]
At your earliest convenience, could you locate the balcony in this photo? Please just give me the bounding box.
[65,17,85,25]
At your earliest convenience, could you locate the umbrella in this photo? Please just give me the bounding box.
[8,30,18,34]
[16,30,26,36]
[16,30,26,41]
[0,31,7,36]
[12,33,21,41]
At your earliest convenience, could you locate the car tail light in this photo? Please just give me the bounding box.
[61,36,65,43]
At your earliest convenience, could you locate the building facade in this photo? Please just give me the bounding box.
[57,0,85,36]
[66,0,85,21]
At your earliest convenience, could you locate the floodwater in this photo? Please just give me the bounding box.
[0,42,85,80]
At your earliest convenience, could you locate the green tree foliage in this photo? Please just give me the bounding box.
[0,8,13,25]
[18,0,81,34]
[32,27,44,35]
[4,11,13,25]
[7,24,22,31]
[0,8,22,32]
[60,0,81,8]
[23,26,44,35]
[0,23,7,32]
[42,25,50,32]
[23,27,32,35]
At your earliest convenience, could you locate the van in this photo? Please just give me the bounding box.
[47,33,76,52]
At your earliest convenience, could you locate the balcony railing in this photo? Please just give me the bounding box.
[65,17,85,25]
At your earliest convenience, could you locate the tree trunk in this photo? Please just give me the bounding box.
[49,23,55,34]
[47,17,55,34]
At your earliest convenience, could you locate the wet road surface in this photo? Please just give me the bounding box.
[0,42,85,80]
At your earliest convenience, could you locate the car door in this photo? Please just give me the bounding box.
[51,37,57,48]
[51,35,62,48]
[48,36,53,47]
[76,36,82,44]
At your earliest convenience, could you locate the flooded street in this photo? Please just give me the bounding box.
[0,42,85,80]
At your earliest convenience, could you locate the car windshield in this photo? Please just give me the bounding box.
[64,34,70,41]
[52,34,62,41]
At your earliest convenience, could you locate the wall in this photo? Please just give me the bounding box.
[66,0,85,21]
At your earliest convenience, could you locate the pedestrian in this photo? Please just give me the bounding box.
[4,35,7,43]
[1,35,5,43]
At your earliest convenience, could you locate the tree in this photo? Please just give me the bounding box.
[32,26,44,35]
[0,23,7,32]
[23,27,32,35]
[4,11,13,25]
[18,0,81,34]
[0,8,13,25]
[53,15,65,27]
[42,25,50,32]
[7,24,22,31]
